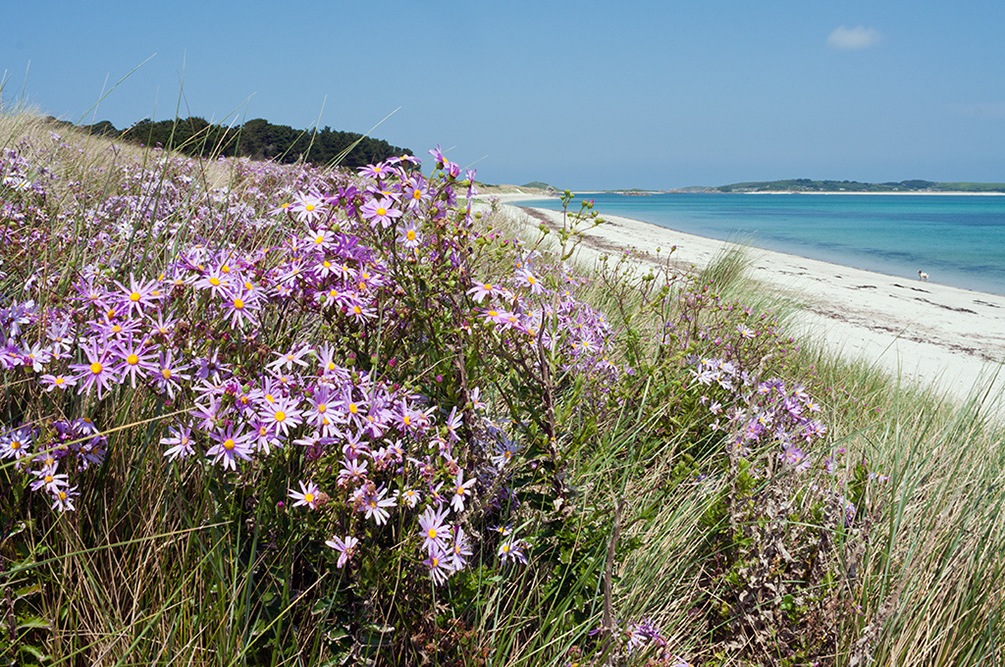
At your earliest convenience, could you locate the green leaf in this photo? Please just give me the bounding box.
[16,615,52,630]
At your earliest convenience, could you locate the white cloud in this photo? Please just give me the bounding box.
[827,25,883,50]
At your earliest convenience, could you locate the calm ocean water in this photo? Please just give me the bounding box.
[517,193,1005,296]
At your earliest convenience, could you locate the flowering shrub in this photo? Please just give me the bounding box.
[0,127,631,662]
[0,119,892,665]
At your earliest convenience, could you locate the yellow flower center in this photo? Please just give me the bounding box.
[221,265,230,274]
[54,377,65,385]
[45,475,54,483]
[274,411,286,422]
[111,325,122,334]
[317,404,327,413]
[304,493,315,504]
[11,441,21,450]
[223,439,235,451]
[130,292,141,302]
[161,369,172,379]
[349,403,358,414]
[90,362,103,375]
[406,230,416,241]
[369,500,377,509]
[233,298,244,310]
[413,189,422,200]
[210,277,221,286]
[265,394,275,403]
[127,354,139,366]
[58,491,67,501]
[428,528,437,540]
[315,235,324,244]
[403,415,411,426]
[376,207,387,216]
[306,204,315,212]
[353,305,362,314]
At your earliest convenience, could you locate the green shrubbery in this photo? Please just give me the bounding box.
[1,110,1003,666]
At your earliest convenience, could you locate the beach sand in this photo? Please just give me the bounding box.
[478,194,1005,412]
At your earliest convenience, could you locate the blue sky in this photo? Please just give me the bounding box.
[4,0,1005,189]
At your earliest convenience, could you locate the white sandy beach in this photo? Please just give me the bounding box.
[479,192,1005,412]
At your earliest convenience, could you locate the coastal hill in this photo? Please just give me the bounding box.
[53,116,411,169]
[677,178,1005,193]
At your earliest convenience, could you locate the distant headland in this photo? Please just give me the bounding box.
[672,179,1005,194]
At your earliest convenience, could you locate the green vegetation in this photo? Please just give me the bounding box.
[53,114,411,168]
[2,109,1003,666]
[712,178,1005,193]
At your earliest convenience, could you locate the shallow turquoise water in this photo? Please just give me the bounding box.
[517,193,1005,296]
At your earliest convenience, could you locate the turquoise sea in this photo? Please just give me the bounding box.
[516,193,1005,296]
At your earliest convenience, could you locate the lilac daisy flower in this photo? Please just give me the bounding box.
[289,479,321,509]
[498,536,528,564]
[206,425,254,471]
[114,274,163,316]
[0,425,34,460]
[418,504,451,554]
[40,373,77,392]
[396,221,422,249]
[260,396,303,439]
[71,340,117,398]
[359,484,397,525]
[325,534,359,568]
[360,197,401,229]
[447,526,473,572]
[111,337,158,388]
[29,462,70,494]
[425,547,451,585]
[161,424,196,461]
[50,485,79,512]
[449,469,477,513]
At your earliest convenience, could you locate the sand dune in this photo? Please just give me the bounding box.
[482,195,1005,411]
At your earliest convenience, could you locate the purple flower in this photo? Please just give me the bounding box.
[288,479,321,509]
[206,424,254,471]
[358,484,397,525]
[161,424,196,461]
[71,340,116,398]
[360,197,401,229]
[449,469,477,513]
[325,534,359,568]
[418,504,450,554]
[425,547,451,585]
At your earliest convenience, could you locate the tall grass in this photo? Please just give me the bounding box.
[2,108,1003,666]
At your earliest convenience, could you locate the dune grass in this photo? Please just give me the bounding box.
[1,108,1003,666]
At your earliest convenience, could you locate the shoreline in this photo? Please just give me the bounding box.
[476,193,1005,410]
[492,190,1005,197]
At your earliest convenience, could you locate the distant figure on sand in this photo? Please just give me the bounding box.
[918,270,929,282]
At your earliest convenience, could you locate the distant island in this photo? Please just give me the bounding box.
[674,179,1005,193]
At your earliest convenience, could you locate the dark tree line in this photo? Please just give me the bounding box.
[64,116,411,169]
